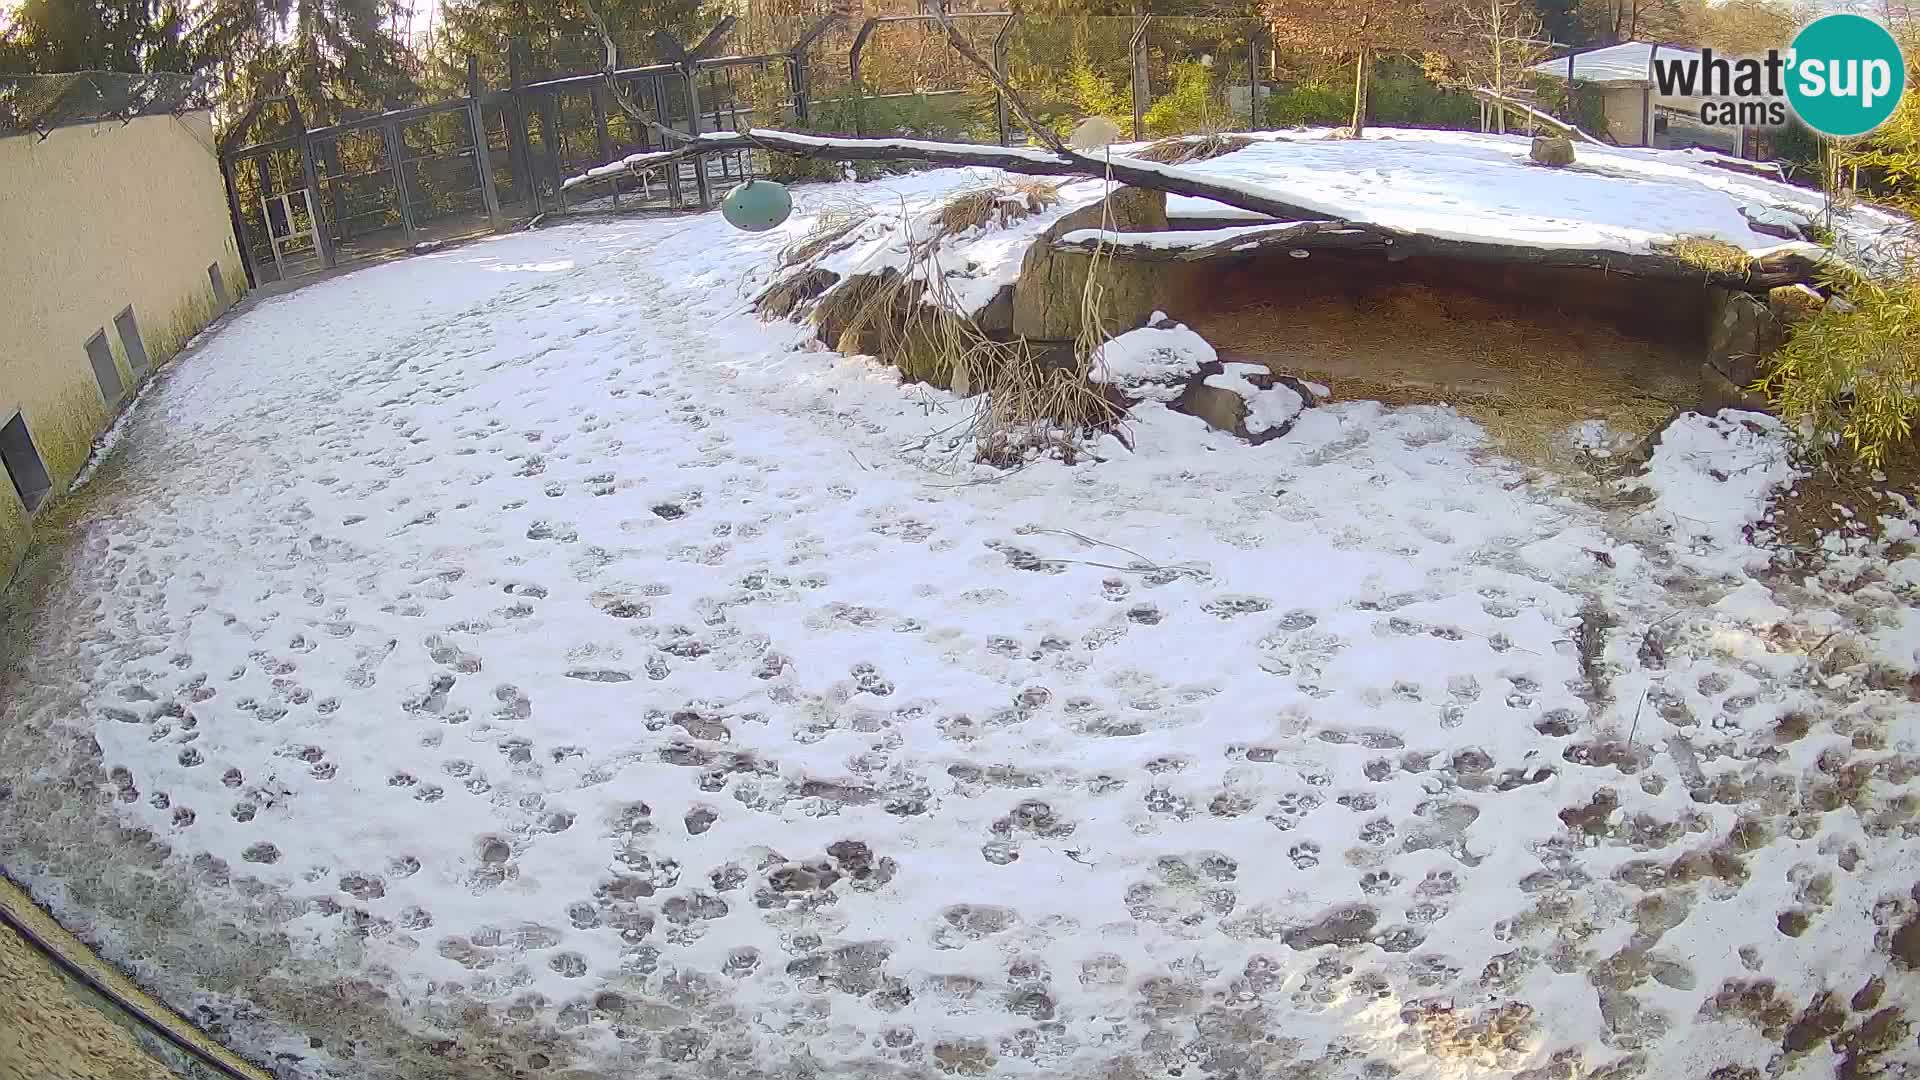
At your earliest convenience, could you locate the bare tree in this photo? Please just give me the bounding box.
[1431,0,1546,133]
[1578,0,1694,45]
[1266,0,1437,136]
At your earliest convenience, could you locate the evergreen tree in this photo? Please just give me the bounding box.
[190,0,417,128]
[0,0,188,74]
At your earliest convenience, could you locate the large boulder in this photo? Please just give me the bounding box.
[1698,362,1773,415]
[1011,187,1173,341]
[1176,363,1313,443]
[1530,136,1576,167]
[1705,286,1782,388]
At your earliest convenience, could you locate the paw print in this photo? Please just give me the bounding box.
[1359,818,1395,845]
[1288,842,1321,870]
[1266,791,1323,831]
[1360,871,1400,896]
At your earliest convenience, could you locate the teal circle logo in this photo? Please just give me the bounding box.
[1787,13,1906,138]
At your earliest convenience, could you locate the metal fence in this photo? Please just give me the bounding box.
[0,71,206,139]
[219,13,1282,286]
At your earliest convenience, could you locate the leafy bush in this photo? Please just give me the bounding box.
[1263,58,1474,131]
[1367,60,1476,128]
[1759,269,1920,467]
[1143,61,1226,137]
[808,92,991,142]
[1263,79,1350,128]
[1064,40,1130,130]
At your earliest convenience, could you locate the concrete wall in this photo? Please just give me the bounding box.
[1599,86,1648,145]
[0,110,245,584]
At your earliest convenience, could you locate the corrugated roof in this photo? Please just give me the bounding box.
[1529,41,1702,86]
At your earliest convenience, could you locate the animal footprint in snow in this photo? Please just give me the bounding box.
[850,663,893,697]
[1288,842,1321,870]
[1267,791,1323,831]
[1202,595,1271,619]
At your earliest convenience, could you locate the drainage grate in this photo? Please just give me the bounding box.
[0,412,53,513]
[84,329,123,404]
[115,306,149,374]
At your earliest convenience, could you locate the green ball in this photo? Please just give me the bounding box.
[721,179,793,233]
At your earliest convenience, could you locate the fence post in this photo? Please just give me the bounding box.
[850,17,880,138]
[318,140,349,241]
[1247,26,1263,130]
[1130,16,1151,141]
[787,14,844,128]
[685,66,710,208]
[507,40,538,212]
[218,153,259,289]
[467,54,504,232]
[382,119,419,240]
[591,82,615,163]
[539,92,566,211]
[789,55,810,126]
[287,99,337,269]
[993,14,1015,146]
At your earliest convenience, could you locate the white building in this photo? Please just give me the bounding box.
[1529,41,1754,156]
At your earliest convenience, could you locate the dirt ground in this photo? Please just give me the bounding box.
[0,878,266,1080]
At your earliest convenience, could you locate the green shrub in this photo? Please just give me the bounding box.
[1064,41,1130,130]
[1758,269,1920,467]
[1263,59,1474,131]
[1143,61,1225,137]
[1367,60,1476,128]
[1263,80,1349,128]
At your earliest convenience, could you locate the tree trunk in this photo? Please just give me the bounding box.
[1350,48,1370,138]
[1491,17,1506,135]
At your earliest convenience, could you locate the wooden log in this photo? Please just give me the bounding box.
[1052,221,1827,291]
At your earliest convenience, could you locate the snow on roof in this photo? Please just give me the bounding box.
[1155,128,1890,256]
[786,128,1906,314]
[1529,41,1701,86]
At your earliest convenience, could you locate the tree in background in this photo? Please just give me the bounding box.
[1427,0,1544,131]
[1266,0,1436,136]
[188,0,417,128]
[0,0,189,74]
[1689,0,1801,54]
[1575,0,1692,44]
[429,0,712,86]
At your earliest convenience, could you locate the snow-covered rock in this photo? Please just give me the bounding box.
[1090,314,1216,403]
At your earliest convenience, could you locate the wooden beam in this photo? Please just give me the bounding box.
[1053,222,1826,290]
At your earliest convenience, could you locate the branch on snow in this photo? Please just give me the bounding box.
[561,128,1327,218]
[1054,221,1830,290]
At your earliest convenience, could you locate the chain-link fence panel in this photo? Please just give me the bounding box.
[0,71,205,138]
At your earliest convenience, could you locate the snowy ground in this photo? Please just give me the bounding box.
[4,144,1920,1080]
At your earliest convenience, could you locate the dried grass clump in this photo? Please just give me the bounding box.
[1659,234,1756,277]
[935,179,1063,235]
[781,196,871,269]
[1129,133,1255,165]
[811,189,1123,466]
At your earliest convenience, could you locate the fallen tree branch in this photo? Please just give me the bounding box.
[1470,88,1604,145]
[1052,220,1829,289]
[564,128,1328,218]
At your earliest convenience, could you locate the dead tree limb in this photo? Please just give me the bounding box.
[926,6,1066,154]
[1470,88,1603,145]
[575,0,694,147]
[1054,221,1829,289]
